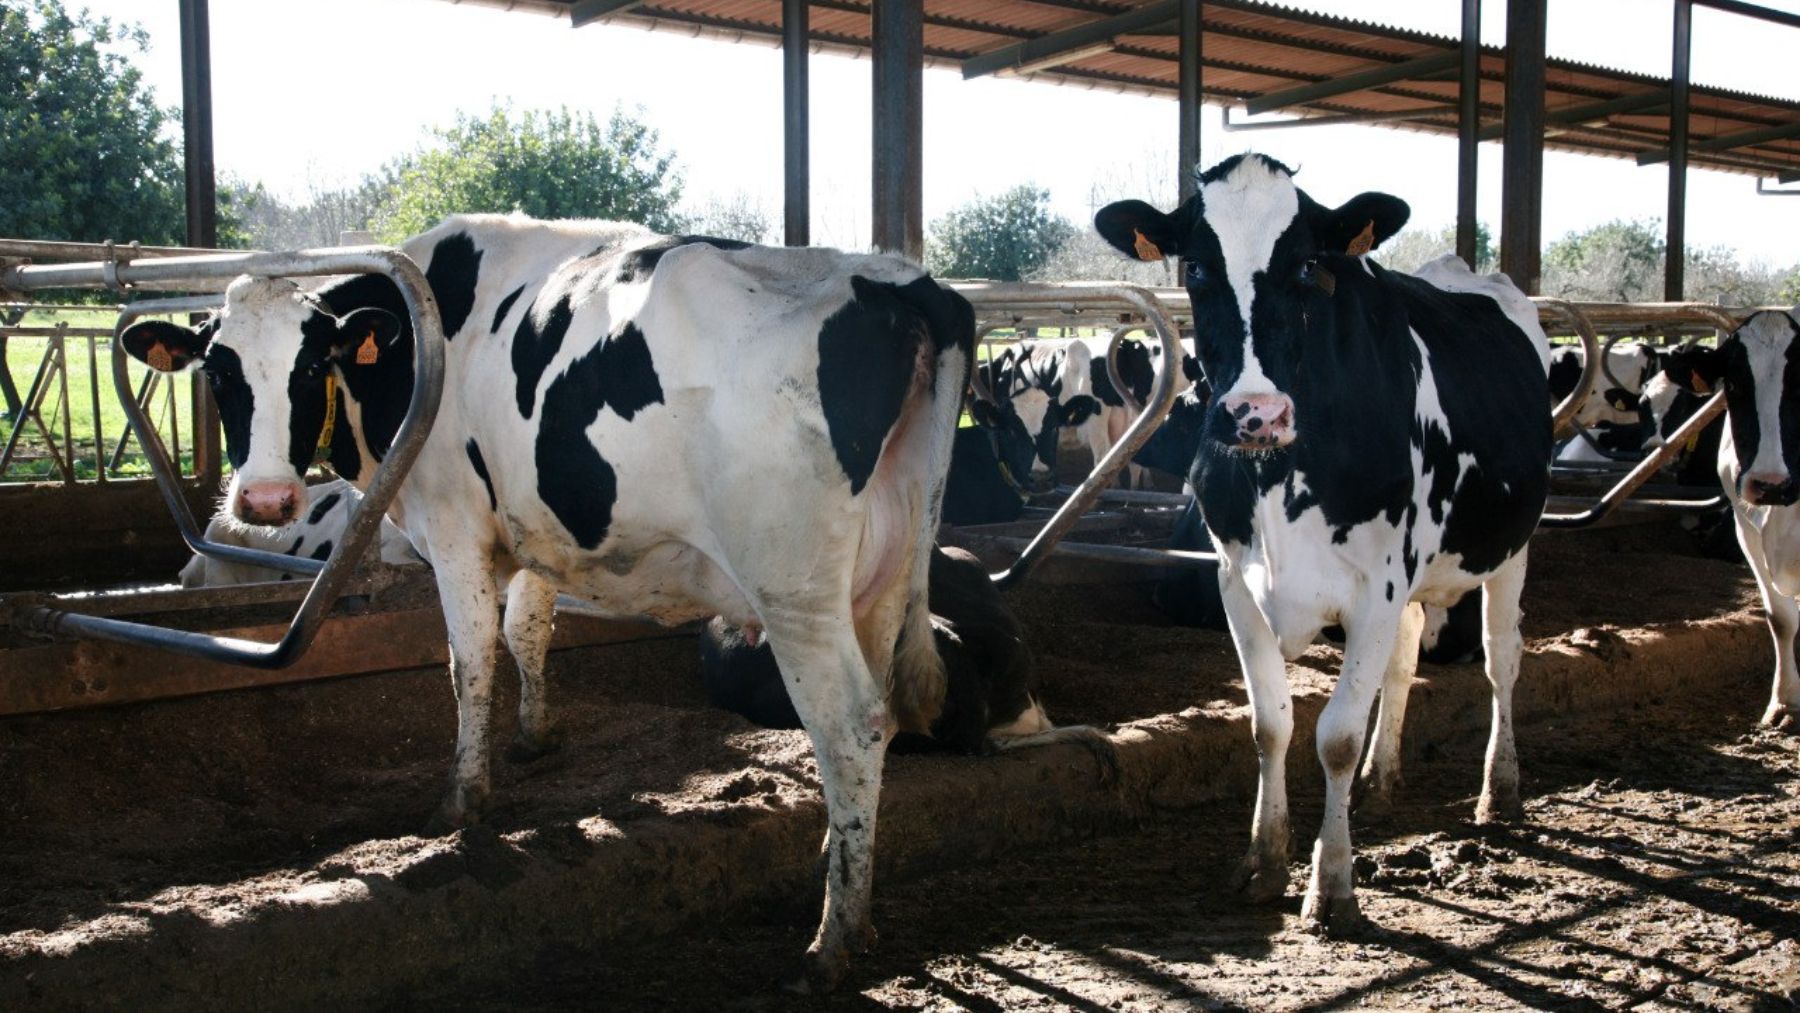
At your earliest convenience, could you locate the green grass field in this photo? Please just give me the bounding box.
[2,308,199,482]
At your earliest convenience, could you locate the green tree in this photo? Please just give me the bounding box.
[373,106,684,242]
[926,185,1075,281]
[1543,219,1666,302]
[0,0,186,244]
[1378,222,1497,275]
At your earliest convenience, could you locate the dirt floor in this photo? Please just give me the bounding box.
[1,521,1795,1009]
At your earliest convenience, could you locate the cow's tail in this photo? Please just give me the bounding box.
[871,277,975,736]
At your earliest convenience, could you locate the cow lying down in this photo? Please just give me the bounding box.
[179,478,425,586]
[701,546,1117,774]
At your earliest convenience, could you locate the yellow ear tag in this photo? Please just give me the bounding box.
[315,373,338,463]
[1132,228,1163,262]
[1692,376,1712,395]
[355,330,379,366]
[1346,219,1376,256]
[146,342,174,372]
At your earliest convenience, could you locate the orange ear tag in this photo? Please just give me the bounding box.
[1132,228,1163,262]
[355,331,379,365]
[1346,220,1376,256]
[1692,377,1711,395]
[146,342,174,372]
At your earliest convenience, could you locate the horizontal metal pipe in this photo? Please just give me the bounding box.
[0,238,240,261]
[952,533,1217,571]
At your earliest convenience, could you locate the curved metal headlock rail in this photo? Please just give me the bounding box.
[0,247,447,667]
[1537,301,1739,529]
[950,282,1190,589]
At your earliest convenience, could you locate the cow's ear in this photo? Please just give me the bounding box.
[1181,353,1203,385]
[332,307,402,365]
[1060,394,1102,428]
[121,319,210,373]
[1661,343,1724,396]
[1322,192,1410,255]
[1095,199,1182,262]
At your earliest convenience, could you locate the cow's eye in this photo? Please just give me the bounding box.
[1186,261,1204,283]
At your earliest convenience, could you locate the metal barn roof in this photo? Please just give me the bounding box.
[431,0,1800,178]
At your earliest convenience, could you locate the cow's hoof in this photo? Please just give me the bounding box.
[1475,790,1525,825]
[1231,854,1290,903]
[1762,702,1797,731]
[781,945,850,995]
[1354,781,1399,821]
[506,728,564,764]
[426,786,489,836]
[1300,890,1369,938]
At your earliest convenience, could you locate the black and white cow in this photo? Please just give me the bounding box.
[982,340,1101,480]
[700,545,1116,771]
[121,214,974,989]
[1076,333,1202,489]
[179,478,424,586]
[1549,343,1658,464]
[1097,154,1551,934]
[1658,311,1800,728]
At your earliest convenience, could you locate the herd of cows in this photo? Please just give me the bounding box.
[113,152,1800,989]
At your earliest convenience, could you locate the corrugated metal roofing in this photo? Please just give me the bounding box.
[430,0,1800,177]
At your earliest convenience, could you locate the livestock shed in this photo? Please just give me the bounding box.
[1,0,1799,1008]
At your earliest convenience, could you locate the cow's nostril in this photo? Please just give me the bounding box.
[1244,416,1263,432]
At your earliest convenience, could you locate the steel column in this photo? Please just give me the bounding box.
[1457,0,1481,267]
[1667,0,1692,301]
[178,0,216,250]
[871,0,923,258]
[783,0,811,246]
[1178,0,1201,202]
[1500,0,1547,294]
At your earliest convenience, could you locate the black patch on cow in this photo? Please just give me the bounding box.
[512,294,575,419]
[1385,581,1394,601]
[1088,339,1155,407]
[307,491,343,526]
[284,537,303,556]
[426,231,483,340]
[1546,348,1583,405]
[309,540,334,561]
[491,284,525,335]
[613,235,753,285]
[315,273,416,462]
[533,320,667,549]
[816,276,937,495]
[327,393,362,481]
[202,343,254,470]
[466,439,497,511]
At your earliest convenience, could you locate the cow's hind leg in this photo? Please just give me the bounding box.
[503,569,563,762]
[1219,571,1294,903]
[765,614,892,993]
[1737,514,1800,729]
[430,547,504,829]
[1357,602,1425,817]
[1303,598,1405,937]
[1476,550,1529,824]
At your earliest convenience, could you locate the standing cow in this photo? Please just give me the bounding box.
[1659,310,1800,728]
[1096,154,1551,934]
[121,214,974,989]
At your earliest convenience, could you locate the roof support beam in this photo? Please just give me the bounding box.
[1244,49,1460,115]
[783,0,809,247]
[961,0,1176,80]
[1476,90,1667,141]
[1177,0,1201,201]
[1667,0,1691,300]
[1457,0,1481,268]
[1693,0,1800,30]
[1500,0,1547,294]
[872,0,923,259]
[570,0,645,28]
[1636,120,1800,165]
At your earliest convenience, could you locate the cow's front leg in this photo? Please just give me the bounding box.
[1357,601,1425,817]
[767,618,892,993]
[1476,551,1529,823]
[1219,569,1294,903]
[1736,514,1800,729]
[502,569,563,762]
[432,549,503,829]
[1302,597,1404,936]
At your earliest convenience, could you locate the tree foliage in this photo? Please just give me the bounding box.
[0,0,186,244]
[926,185,1075,281]
[1377,222,1497,276]
[373,106,684,242]
[1543,218,1795,305]
[227,173,391,250]
[681,190,775,244]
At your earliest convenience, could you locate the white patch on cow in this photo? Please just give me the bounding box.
[987,695,1053,737]
[180,478,426,587]
[1411,256,1548,370]
[211,277,316,490]
[1201,158,1298,397]
[1738,311,1797,484]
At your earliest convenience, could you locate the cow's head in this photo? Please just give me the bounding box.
[984,344,1101,476]
[1095,153,1408,455]
[1660,310,1800,506]
[121,275,403,525]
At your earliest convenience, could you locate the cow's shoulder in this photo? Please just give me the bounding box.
[1402,255,1548,369]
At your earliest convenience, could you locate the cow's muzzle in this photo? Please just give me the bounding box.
[1216,392,1296,451]
[1742,470,1798,507]
[235,480,307,526]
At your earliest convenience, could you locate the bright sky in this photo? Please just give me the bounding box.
[67,0,1800,264]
